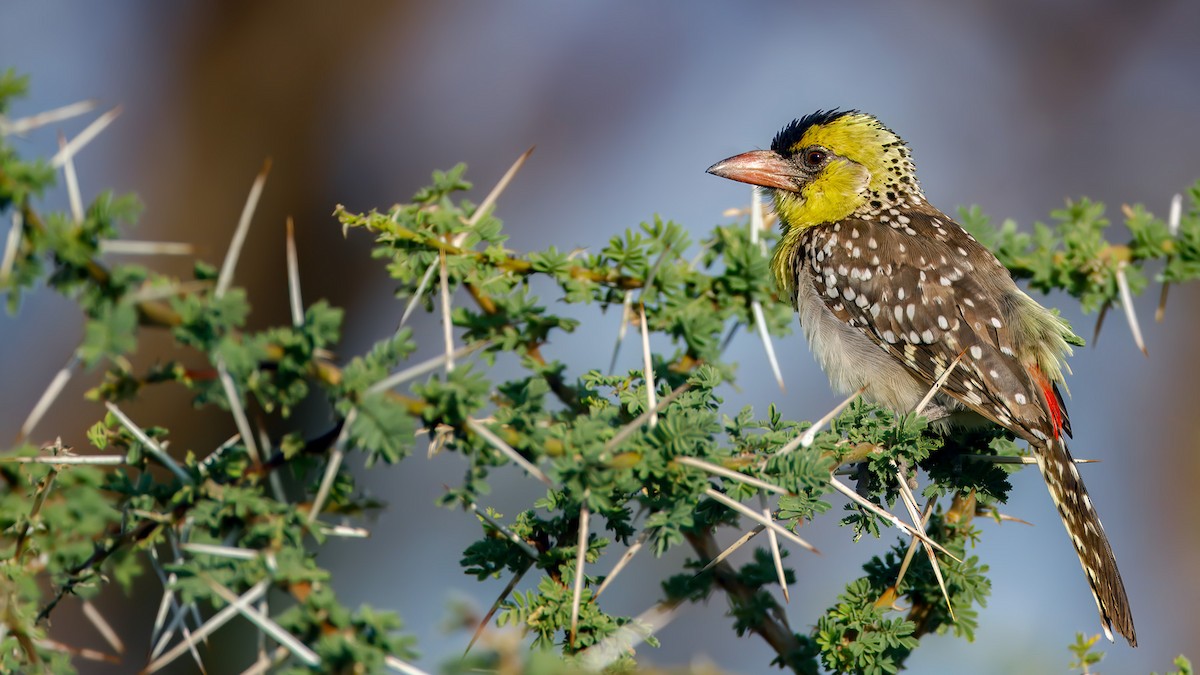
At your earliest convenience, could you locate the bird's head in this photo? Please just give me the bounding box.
[706,110,923,229]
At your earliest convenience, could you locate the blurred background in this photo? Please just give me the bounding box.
[2,1,1198,673]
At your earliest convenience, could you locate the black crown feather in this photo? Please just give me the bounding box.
[770,109,858,155]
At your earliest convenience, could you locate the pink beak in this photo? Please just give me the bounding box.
[706,150,802,191]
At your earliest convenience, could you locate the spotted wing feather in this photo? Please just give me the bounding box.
[799,207,1055,441]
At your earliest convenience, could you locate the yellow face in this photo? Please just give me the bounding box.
[775,111,921,227]
[708,110,922,229]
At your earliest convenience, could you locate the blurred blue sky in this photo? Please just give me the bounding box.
[2,2,1199,673]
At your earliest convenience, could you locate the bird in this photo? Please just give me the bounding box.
[706,109,1136,647]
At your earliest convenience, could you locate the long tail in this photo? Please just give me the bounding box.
[1034,438,1136,646]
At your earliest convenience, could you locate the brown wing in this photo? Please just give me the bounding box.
[799,205,1063,442]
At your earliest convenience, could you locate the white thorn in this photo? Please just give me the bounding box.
[81,599,125,655]
[104,402,192,485]
[18,353,79,442]
[893,467,953,619]
[99,240,195,256]
[467,417,553,486]
[827,476,961,562]
[579,600,681,671]
[762,495,789,603]
[216,359,261,464]
[180,543,259,560]
[913,351,964,416]
[203,577,320,666]
[144,580,269,673]
[385,656,434,675]
[463,146,534,230]
[398,261,437,330]
[751,300,786,393]
[58,133,83,224]
[216,160,271,298]
[594,529,649,599]
[608,290,634,374]
[308,409,355,524]
[1115,263,1148,356]
[604,383,690,451]
[468,502,538,561]
[695,524,766,575]
[638,303,657,427]
[569,493,590,645]
[439,250,455,372]
[0,454,125,466]
[1168,193,1183,237]
[778,385,866,454]
[1,98,96,136]
[367,341,487,394]
[675,455,788,495]
[0,208,23,283]
[285,217,303,327]
[50,105,121,168]
[704,488,818,553]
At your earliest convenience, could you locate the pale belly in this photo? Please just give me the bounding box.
[793,266,979,426]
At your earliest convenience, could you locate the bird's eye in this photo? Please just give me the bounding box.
[802,147,828,168]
